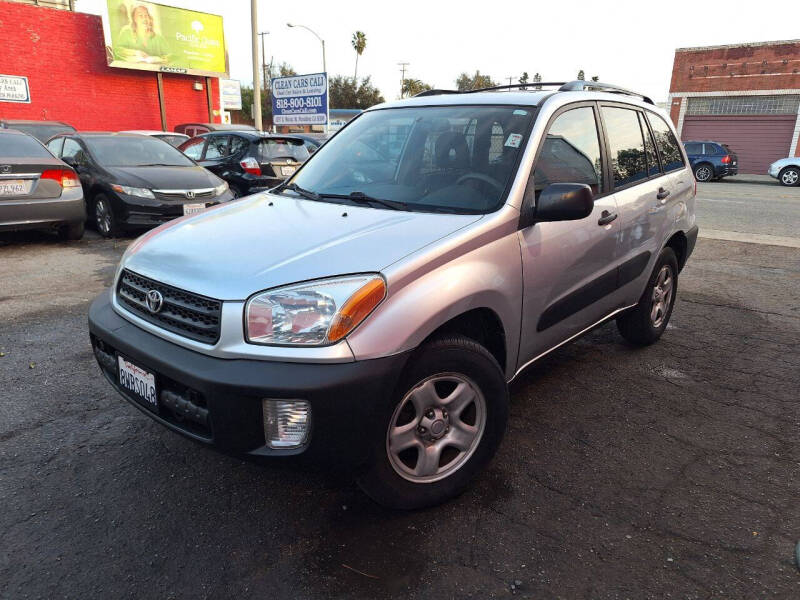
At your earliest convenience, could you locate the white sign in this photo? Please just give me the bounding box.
[221,78,242,110]
[0,75,31,103]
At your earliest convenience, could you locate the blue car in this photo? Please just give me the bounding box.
[683,141,738,182]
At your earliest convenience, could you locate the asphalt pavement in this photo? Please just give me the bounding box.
[1,178,799,598]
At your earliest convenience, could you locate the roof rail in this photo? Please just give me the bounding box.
[413,80,654,105]
[558,81,654,105]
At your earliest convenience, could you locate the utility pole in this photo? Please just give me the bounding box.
[250,0,262,130]
[259,31,269,98]
[398,62,409,98]
[506,76,514,90]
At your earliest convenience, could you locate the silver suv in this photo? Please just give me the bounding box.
[89,81,698,509]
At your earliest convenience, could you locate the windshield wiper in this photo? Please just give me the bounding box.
[136,163,180,167]
[319,191,406,211]
[279,182,320,201]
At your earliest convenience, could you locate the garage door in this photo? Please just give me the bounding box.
[681,115,795,174]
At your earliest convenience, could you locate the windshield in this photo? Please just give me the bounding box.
[85,136,195,167]
[0,134,52,158]
[258,138,310,162]
[7,124,74,142]
[286,105,535,213]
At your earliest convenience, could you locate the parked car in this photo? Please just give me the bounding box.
[0,119,76,142]
[683,140,738,182]
[767,157,800,186]
[45,132,233,237]
[174,122,256,138]
[88,81,697,509]
[178,131,311,197]
[121,130,190,148]
[0,128,85,239]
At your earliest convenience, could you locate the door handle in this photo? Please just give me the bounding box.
[656,187,670,201]
[598,210,618,226]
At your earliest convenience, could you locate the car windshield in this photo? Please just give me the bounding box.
[0,134,52,158]
[84,136,195,167]
[285,105,535,213]
[155,134,189,148]
[6,124,74,142]
[258,138,310,162]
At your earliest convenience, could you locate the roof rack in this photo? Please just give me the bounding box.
[414,80,654,105]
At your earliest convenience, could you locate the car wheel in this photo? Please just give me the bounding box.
[58,220,84,241]
[778,167,800,187]
[93,194,118,238]
[616,247,678,346]
[693,164,713,182]
[357,335,509,510]
[229,185,243,198]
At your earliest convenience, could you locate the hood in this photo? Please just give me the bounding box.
[122,192,483,300]
[105,165,220,189]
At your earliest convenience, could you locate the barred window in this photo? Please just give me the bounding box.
[686,95,800,116]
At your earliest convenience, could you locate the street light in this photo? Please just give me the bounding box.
[286,22,328,133]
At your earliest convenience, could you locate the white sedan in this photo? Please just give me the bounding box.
[768,157,800,186]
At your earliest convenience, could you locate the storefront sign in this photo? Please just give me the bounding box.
[221,79,242,110]
[102,1,227,77]
[271,73,328,126]
[0,75,31,103]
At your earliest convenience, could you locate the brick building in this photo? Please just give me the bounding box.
[0,1,221,132]
[668,39,800,173]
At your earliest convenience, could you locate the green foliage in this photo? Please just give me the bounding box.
[577,69,585,81]
[519,72,529,90]
[455,70,497,91]
[351,31,367,81]
[402,78,432,98]
[329,75,385,109]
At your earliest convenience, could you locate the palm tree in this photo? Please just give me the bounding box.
[351,31,367,82]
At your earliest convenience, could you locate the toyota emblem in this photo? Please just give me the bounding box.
[145,290,164,314]
[185,190,195,199]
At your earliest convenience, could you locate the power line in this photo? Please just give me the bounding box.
[398,62,409,98]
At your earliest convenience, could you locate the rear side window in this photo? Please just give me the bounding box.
[230,136,250,156]
[0,133,52,158]
[61,138,84,162]
[684,142,702,155]
[181,137,205,160]
[204,135,230,159]
[601,106,648,188]
[639,113,661,177]
[704,143,723,155]
[533,106,604,196]
[647,113,684,172]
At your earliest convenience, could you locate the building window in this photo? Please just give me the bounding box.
[686,95,800,116]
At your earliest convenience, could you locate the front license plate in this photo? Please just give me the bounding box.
[0,180,32,196]
[280,166,296,176]
[183,203,206,215]
[118,355,158,412]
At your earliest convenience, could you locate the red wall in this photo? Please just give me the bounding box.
[0,2,220,131]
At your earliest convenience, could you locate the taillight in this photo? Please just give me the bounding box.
[41,168,80,188]
[721,155,731,164]
[240,157,261,176]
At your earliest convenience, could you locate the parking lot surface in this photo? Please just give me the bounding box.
[1,178,799,598]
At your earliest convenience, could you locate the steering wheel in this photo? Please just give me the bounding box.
[456,172,505,194]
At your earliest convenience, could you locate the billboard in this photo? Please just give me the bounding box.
[102,1,226,77]
[271,73,328,126]
[221,79,242,110]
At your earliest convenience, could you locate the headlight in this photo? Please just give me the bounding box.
[214,181,229,196]
[245,274,386,346]
[111,184,155,199]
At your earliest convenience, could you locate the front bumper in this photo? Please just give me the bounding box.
[117,191,235,229]
[88,292,410,466]
[768,165,781,178]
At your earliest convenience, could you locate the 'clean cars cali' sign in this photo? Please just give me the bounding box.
[271,72,328,126]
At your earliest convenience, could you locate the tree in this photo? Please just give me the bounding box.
[401,78,432,97]
[577,69,585,81]
[533,72,542,90]
[455,70,497,91]
[351,31,367,82]
[329,75,385,109]
[519,72,529,90]
[591,75,599,82]
[278,62,297,77]
[238,62,298,128]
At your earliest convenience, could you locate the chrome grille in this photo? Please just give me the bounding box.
[116,269,222,344]
[153,188,215,201]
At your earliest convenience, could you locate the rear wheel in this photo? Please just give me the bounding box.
[357,335,508,510]
[616,247,678,346]
[779,167,799,187]
[693,164,713,182]
[58,220,84,241]
[93,194,118,238]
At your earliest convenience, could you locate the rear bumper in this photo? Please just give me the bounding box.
[0,189,85,231]
[88,292,410,467]
[715,164,737,177]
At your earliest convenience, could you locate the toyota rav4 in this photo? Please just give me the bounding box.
[89,81,698,509]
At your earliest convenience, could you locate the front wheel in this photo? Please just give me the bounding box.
[616,247,678,346]
[93,194,118,238]
[357,335,509,510]
[779,167,800,187]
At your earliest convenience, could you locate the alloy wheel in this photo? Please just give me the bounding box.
[695,166,712,182]
[386,373,487,483]
[95,198,112,235]
[781,169,799,186]
[650,265,674,328]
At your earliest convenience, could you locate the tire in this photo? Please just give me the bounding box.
[693,163,713,182]
[616,247,679,346]
[58,220,84,241]
[357,335,509,510]
[229,185,243,198]
[93,194,118,238]
[778,167,800,187]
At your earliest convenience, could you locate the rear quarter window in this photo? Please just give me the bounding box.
[647,113,685,173]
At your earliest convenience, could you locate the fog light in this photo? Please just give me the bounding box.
[263,399,311,449]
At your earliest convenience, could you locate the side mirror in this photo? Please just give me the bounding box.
[534,183,594,222]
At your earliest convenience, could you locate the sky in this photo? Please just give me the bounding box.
[76,0,799,104]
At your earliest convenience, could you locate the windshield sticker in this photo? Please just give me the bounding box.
[513,109,528,116]
[505,133,523,148]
